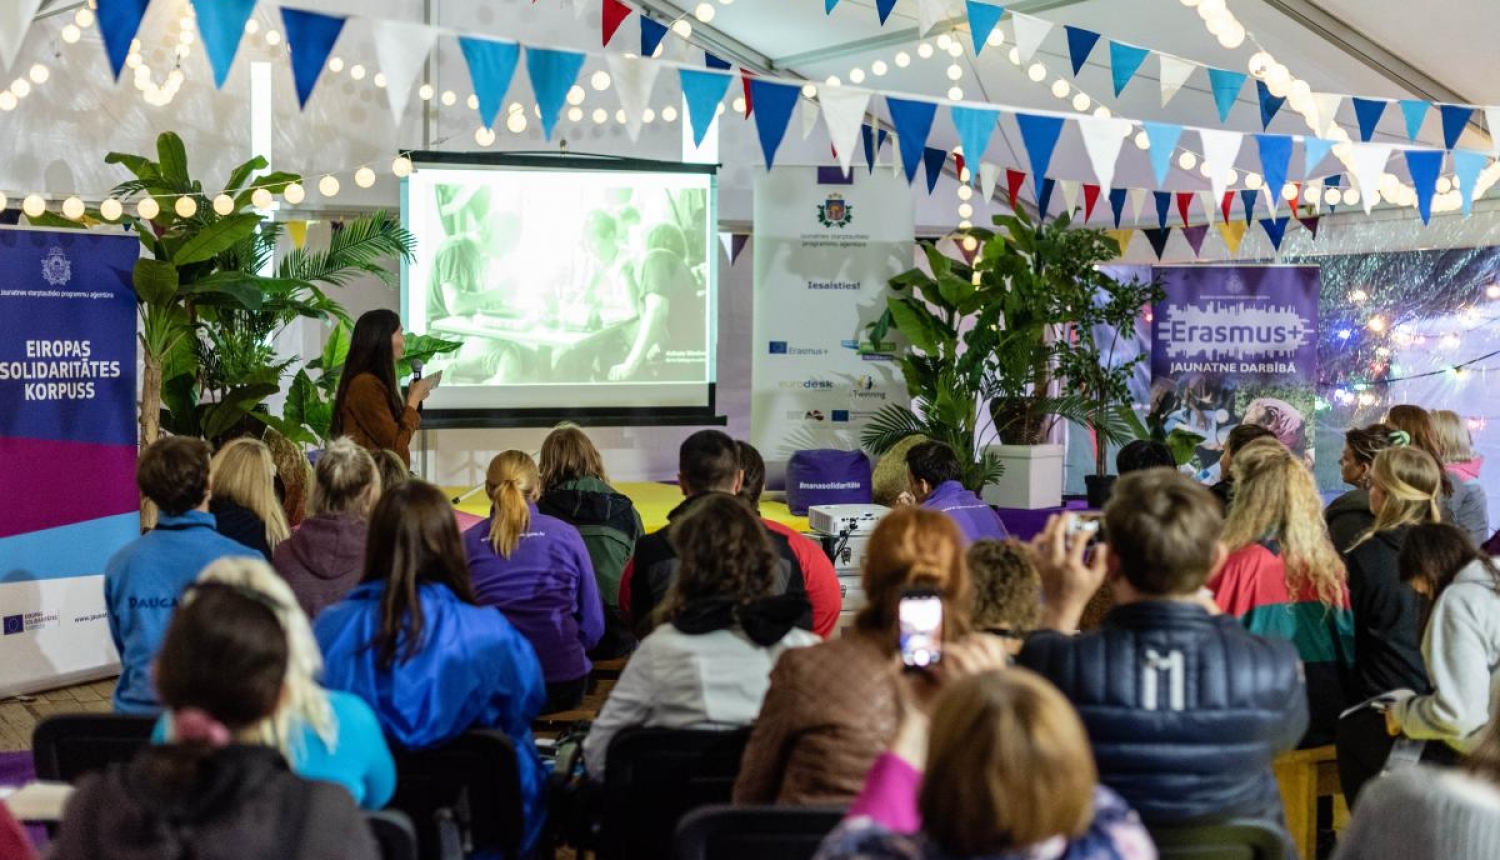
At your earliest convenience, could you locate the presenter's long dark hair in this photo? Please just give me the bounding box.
[330,309,404,437]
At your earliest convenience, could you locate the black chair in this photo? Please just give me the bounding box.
[365,809,419,860]
[31,714,156,782]
[388,729,525,860]
[1149,821,1287,860]
[675,804,845,860]
[599,726,754,860]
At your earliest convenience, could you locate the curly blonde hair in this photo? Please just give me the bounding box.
[965,539,1041,633]
[1223,438,1346,607]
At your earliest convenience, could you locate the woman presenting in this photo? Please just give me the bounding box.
[330,309,434,466]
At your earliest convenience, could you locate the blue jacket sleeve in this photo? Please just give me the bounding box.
[574,534,606,651]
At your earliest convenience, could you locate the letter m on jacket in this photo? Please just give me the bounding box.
[1142,648,1186,711]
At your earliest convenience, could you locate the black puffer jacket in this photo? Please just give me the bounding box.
[1018,600,1307,827]
[1325,488,1375,555]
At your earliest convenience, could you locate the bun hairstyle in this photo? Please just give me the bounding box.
[485,450,540,558]
[1344,422,1398,472]
[1353,446,1443,548]
[311,437,381,518]
[856,507,972,651]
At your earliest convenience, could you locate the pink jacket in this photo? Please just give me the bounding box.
[1448,455,1484,484]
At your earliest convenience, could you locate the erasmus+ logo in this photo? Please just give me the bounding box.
[2,614,22,636]
[817,193,853,228]
[41,246,71,287]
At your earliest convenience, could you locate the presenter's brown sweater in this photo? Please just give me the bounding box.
[337,372,419,465]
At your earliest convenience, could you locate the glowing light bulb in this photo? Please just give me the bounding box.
[592,108,608,124]
[392,157,414,178]
[418,84,434,101]
[894,52,911,68]
[1072,92,1091,112]
[849,68,866,84]
[61,24,81,44]
[987,29,1005,47]
[61,196,85,219]
[99,198,123,221]
[946,63,962,81]
[1027,63,1047,82]
[212,194,234,216]
[1134,130,1151,150]
[567,106,584,122]
[957,185,974,201]
[1342,188,1360,206]
[917,43,934,59]
[374,72,387,88]
[566,85,585,106]
[670,19,692,38]
[1244,172,1263,190]
[350,64,366,81]
[1281,182,1298,200]
[28,64,48,84]
[872,60,888,76]
[440,90,456,106]
[507,111,528,133]
[694,2,715,22]
[174,196,197,217]
[591,70,612,91]
[947,86,963,101]
[1178,151,1198,170]
[136,197,160,219]
[251,188,273,209]
[318,175,340,197]
[801,83,816,98]
[936,33,953,51]
[642,108,656,123]
[475,126,496,146]
[283,182,306,204]
[328,57,345,73]
[1050,79,1069,98]
[662,105,678,122]
[957,203,973,219]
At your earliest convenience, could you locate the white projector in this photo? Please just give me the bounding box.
[808,504,890,537]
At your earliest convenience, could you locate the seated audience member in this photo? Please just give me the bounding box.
[1017,470,1307,829]
[465,450,604,713]
[372,448,410,498]
[1211,438,1354,747]
[51,583,376,860]
[735,508,973,805]
[155,558,395,810]
[1326,424,1398,554]
[1332,715,1500,860]
[1432,409,1490,545]
[1386,523,1500,753]
[903,441,1008,543]
[314,481,547,853]
[583,494,819,778]
[536,424,644,657]
[1387,404,1479,540]
[0,805,35,860]
[1209,423,1277,509]
[273,438,380,619]
[965,539,1041,650]
[620,429,812,636]
[107,437,251,714]
[815,668,1154,860]
[1114,439,1174,474]
[738,440,842,638]
[209,437,290,561]
[1338,447,1442,804]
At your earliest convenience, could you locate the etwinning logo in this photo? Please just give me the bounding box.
[817,193,853,228]
[41,246,72,287]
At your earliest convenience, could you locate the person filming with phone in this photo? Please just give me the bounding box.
[330,310,439,468]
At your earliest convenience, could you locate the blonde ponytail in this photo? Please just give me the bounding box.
[484,450,539,558]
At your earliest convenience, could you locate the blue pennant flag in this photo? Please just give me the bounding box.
[1064,26,1101,76]
[887,97,940,183]
[966,1,1005,55]
[1326,174,1342,188]
[1142,227,1171,260]
[1255,134,1293,206]
[527,48,586,141]
[1303,137,1333,175]
[640,17,668,57]
[1239,189,1259,224]
[1108,188,1128,227]
[1015,113,1065,195]
[1454,149,1487,217]
[749,79,800,168]
[97,0,151,79]
[1399,99,1431,141]
[1037,177,1056,220]
[458,36,520,129]
[862,124,877,173]
[680,69,732,147]
[1439,105,1474,150]
[922,147,948,194]
[1404,149,1444,224]
[281,8,347,109]
[1153,190,1172,229]
[704,52,731,70]
[1207,68,1247,123]
[1109,41,1149,97]
[1142,121,1183,187]
[1260,216,1290,251]
[951,106,1000,178]
[1255,80,1285,130]
[825,0,840,12]
[875,0,898,24]
[194,0,257,88]
[1351,98,1387,142]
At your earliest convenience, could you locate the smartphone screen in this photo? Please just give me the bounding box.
[898,590,943,670]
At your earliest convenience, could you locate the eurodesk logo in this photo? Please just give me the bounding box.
[779,378,835,390]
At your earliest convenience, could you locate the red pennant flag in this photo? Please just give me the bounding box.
[954,153,966,180]
[1220,191,1235,224]
[601,0,633,46]
[1175,192,1194,227]
[1006,168,1027,210]
[1082,184,1101,222]
[741,70,756,116]
[1286,181,1301,213]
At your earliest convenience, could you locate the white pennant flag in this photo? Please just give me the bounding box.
[1059,179,1080,216]
[1129,188,1149,225]
[979,162,1001,203]
[819,87,872,177]
[1011,14,1054,64]
[801,98,821,139]
[1487,109,1500,154]
[0,0,43,73]
[719,232,734,261]
[1198,128,1244,204]
[1078,116,1132,193]
[1159,55,1195,108]
[607,53,661,144]
[1199,190,1217,225]
[371,20,438,129]
[1348,144,1393,215]
[1310,93,1344,138]
[917,0,954,36]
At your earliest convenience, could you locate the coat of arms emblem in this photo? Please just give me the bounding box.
[41,246,71,287]
[817,193,853,228]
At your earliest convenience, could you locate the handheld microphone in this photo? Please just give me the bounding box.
[411,359,425,414]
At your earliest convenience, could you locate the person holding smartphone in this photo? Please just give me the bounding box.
[329,309,437,467]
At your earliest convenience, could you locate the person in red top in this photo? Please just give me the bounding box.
[0,804,37,860]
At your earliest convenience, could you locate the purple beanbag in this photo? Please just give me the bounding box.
[785,449,874,516]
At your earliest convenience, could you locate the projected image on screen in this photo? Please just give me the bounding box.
[404,161,715,412]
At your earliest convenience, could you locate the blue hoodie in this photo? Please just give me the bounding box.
[314,581,547,853]
[104,510,255,714]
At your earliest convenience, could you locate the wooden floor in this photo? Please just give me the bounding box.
[0,679,118,753]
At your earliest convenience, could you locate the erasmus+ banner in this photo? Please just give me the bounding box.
[0,229,139,697]
[751,168,913,474]
[1150,265,1320,482]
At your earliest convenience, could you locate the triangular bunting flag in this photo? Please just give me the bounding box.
[1159,54,1195,108]
[1300,216,1320,240]
[966,1,1004,55]
[1142,227,1172,260]
[640,17,668,57]
[1015,113,1065,195]
[1142,122,1183,187]
[1440,105,1474,150]
[1109,41,1150,97]
[821,87,872,176]
[1454,149,1488,217]
[1175,191,1195,227]
[1060,179,1080,216]
[1218,221,1247,255]
[1198,128,1243,203]
[1006,169,1028,209]
[1221,191,1235,224]
[1082,184,1101,222]
[862,125,877,172]
[1239,189,1259,224]
[1303,137,1333,175]
[1352,98,1388,143]
[527,48,586,141]
[875,0,899,24]
[1106,229,1133,255]
[731,234,749,264]
[1037,177,1056,220]
[1012,15,1053,64]
[0,0,42,74]
[1108,188,1128,227]
[1152,191,1171,228]
[705,52,731,71]
[719,231,733,261]
[1348,144,1393,214]
[96,0,149,79]
[602,0,633,46]
[802,98,821,139]
[1182,224,1209,258]
[1399,99,1431,141]
[917,0,951,37]
[1260,216,1290,251]
[749,79,800,168]
[1064,26,1101,76]
[979,162,1001,202]
[458,36,521,129]
[1129,187,1149,224]
[194,0,257,88]
[1404,148,1444,224]
[608,53,661,143]
[281,8,347,109]
[372,20,439,128]
[286,220,309,250]
[888,97,940,183]
[923,147,948,193]
[1255,134,1293,208]
[951,106,1000,177]
[1207,68,1248,123]
[1310,93,1343,137]
[1078,116,1131,193]
[826,0,841,13]
[681,69,732,147]
[740,71,756,116]
[1199,190,1218,226]
[1255,80,1285,130]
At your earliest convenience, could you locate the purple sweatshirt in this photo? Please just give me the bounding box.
[463,505,606,684]
[921,481,1009,545]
